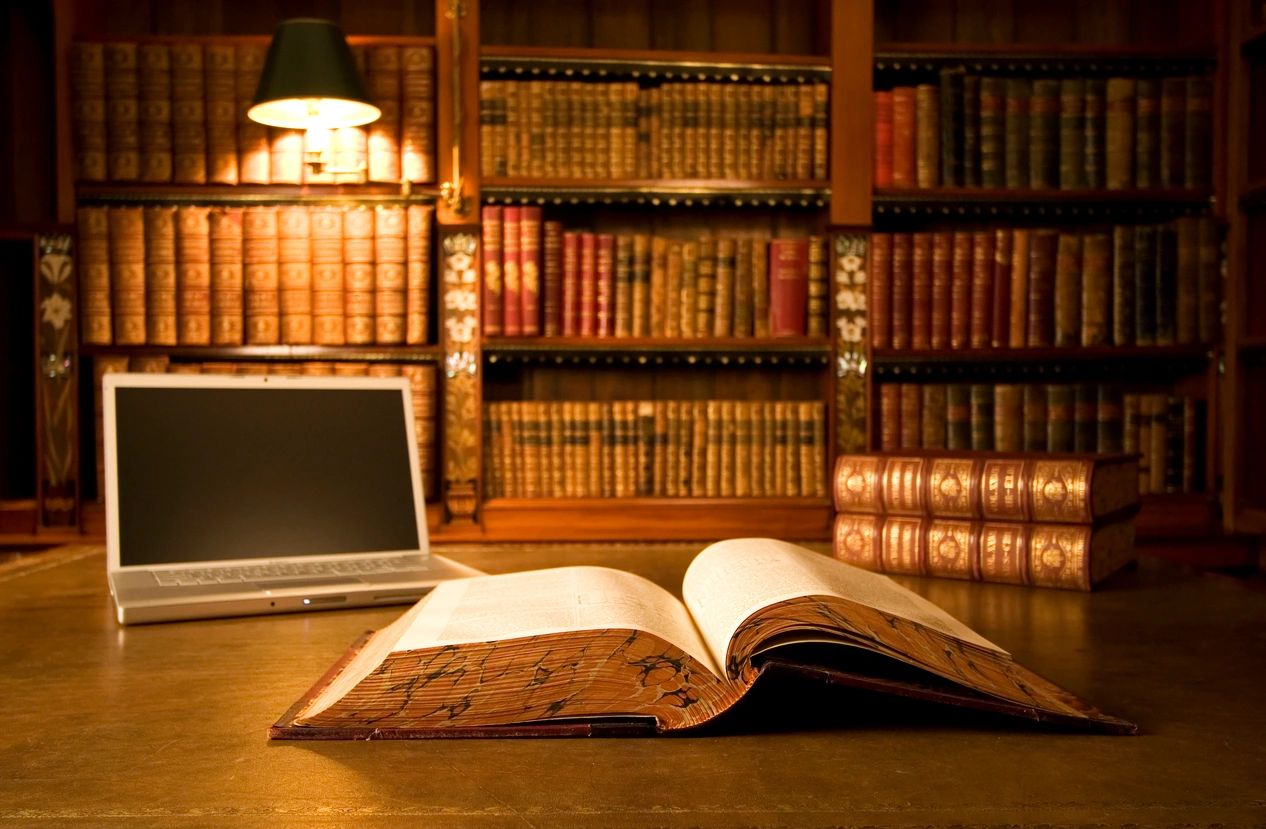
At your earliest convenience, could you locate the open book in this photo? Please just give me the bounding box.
[271,539,1135,738]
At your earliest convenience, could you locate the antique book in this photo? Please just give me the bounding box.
[889,234,912,349]
[108,206,146,345]
[562,231,580,336]
[920,384,947,450]
[890,86,916,188]
[614,234,634,337]
[71,42,108,181]
[1175,217,1199,345]
[480,206,504,337]
[1027,79,1058,189]
[1053,232,1083,348]
[962,74,981,186]
[1111,225,1136,346]
[1057,77,1085,189]
[170,43,206,184]
[243,206,280,345]
[208,207,244,345]
[969,231,994,349]
[949,230,971,349]
[713,236,736,338]
[930,231,952,349]
[769,238,808,337]
[405,204,432,345]
[1047,384,1075,453]
[596,233,616,338]
[519,207,543,337]
[272,538,1134,738]
[502,206,522,337]
[1003,78,1030,190]
[400,45,434,183]
[1159,76,1186,189]
[978,76,1004,188]
[831,450,1139,524]
[137,43,173,182]
[832,514,1137,592]
[176,205,212,345]
[1133,223,1158,346]
[1184,75,1212,188]
[899,384,921,450]
[236,44,270,184]
[1025,229,1057,347]
[990,228,1012,349]
[1134,78,1160,189]
[969,384,994,451]
[873,90,893,188]
[946,384,971,450]
[367,46,402,184]
[1154,222,1178,345]
[143,205,178,346]
[633,234,652,338]
[374,205,407,344]
[580,232,598,337]
[1007,228,1029,348]
[277,205,313,344]
[994,384,1022,452]
[914,83,940,188]
[1073,383,1098,453]
[1083,78,1107,189]
[879,384,900,451]
[543,220,564,337]
[1023,385,1047,452]
[204,44,238,185]
[104,43,140,181]
[910,232,932,349]
[695,236,717,338]
[310,206,345,345]
[1105,78,1135,190]
[938,67,964,187]
[1080,231,1110,346]
[869,233,892,348]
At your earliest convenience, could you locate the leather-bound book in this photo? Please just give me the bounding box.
[108,206,146,345]
[1123,393,1140,468]
[1027,78,1059,189]
[1053,231,1083,348]
[751,238,769,338]
[1046,384,1075,452]
[1111,225,1136,345]
[832,513,1137,592]
[1134,78,1160,189]
[920,384,947,449]
[367,46,401,183]
[372,206,407,344]
[769,238,809,337]
[910,233,932,349]
[1184,75,1213,188]
[104,43,140,182]
[176,205,212,345]
[1136,394,1153,495]
[1147,394,1167,494]
[170,43,206,184]
[1058,77,1085,189]
[1163,396,1183,494]
[704,401,722,497]
[869,233,892,349]
[343,206,375,345]
[1083,78,1107,189]
[938,67,964,187]
[889,234,912,350]
[969,383,994,451]
[235,44,270,184]
[1183,397,1206,493]
[632,233,652,338]
[1159,76,1186,189]
[562,230,580,337]
[1174,217,1199,344]
[519,206,543,337]
[949,231,971,349]
[137,44,172,182]
[879,384,900,451]
[663,239,682,338]
[1154,222,1178,345]
[501,206,522,336]
[899,384,921,449]
[1080,231,1110,346]
[718,400,736,498]
[1197,217,1220,343]
[813,82,829,180]
[805,236,828,338]
[962,74,981,187]
[1073,383,1098,453]
[243,206,280,345]
[596,233,616,338]
[269,125,304,185]
[614,234,634,337]
[1097,385,1124,454]
[143,206,178,346]
[712,237,736,338]
[542,220,564,338]
[831,451,1139,524]
[276,206,312,344]
[946,384,971,450]
[405,204,432,345]
[993,384,1022,452]
[695,236,717,338]
[204,44,238,185]
[978,76,1005,188]
[1026,228,1057,347]
[332,126,368,186]
[71,42,107,181]
[209,207,245,345]
[649,236,668,337]
[930,231,952,349]
[1133,223,1158,345]
[873,90,893,188]
[400,46,434,183]
[309,206,345,345]
[890,86,916,188]
[1008,228,1029,348]
[915,84,940,188]
[1105,78,1135,189]
[991,228,1012,348]
[794,83,815,181]
[478,206,503,336]
[596,233,615,338]
[1003,78,1030,189]
[1023,384,1047,451]
[969,231,994,349]
[732,234,753,338]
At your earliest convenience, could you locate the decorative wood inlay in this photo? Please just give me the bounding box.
[36,233,79,529]
[833,233,867,455]
[441,228,480,521]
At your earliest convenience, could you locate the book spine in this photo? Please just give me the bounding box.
[978,76,1005,188]
[1008,228,1029,348]
[520,206,542,337]
[400,46,434,183]
[1003,78,1030,189]
[1028,79,1058,189]
[1023,383,1047,451]
[170,43,206,184]
[204,44,238,185]
[1058,77,1086,189]
[1083,78,1107,189]
[374,205,407,344]
[1026,229,1057,347]
[310,206,345,345]
[994,384,1022,452]
[921,384,947,449]
[367,46,402,183]
[695,236,717,337]
[342,206,374,345]
[930,231,952,349]
[899,383,921,449]
[562,231,580,336]
[1175,217,1199,344]
[664,240,683,338]
[1046,383,1074,452]
[108,206,146,345]
[915,83,940,188]
[1053,231,1083,348]
[1105,78,1136,190]
[500,207,521,336]
[209,207,244,345]
[969,383,994,450]
[873,90,893,188]
[714,236,736,337]
[962,74,981,187]
[806,237,829,339]
[633,233,652,338]
[769,238,809,337]
[1134,78,1160,189]
[732,235,753,338]
[1184,75,1212,188]
[234,44,270,184]
[614,234,633,337]
[137,44,172,183]
[71,43,108,182]
[950,231,971,349]
[679,241,697,338]
[1159,76,1186,189]
[1154,222,1178,345]
[406,204,432,345]
[968,230,994,349]
[910,233,932,350]
[176,205,212,345]
[542,220,563,337]
[1111,225,1136,345]
[596,233,615,337]
[143,205,178,346]
[879,384,900,451]
[946,383,971,450]
[751,238,769,339]
[1080,231,1111,346]
[105,43,140,181]
[243,206,279,345]
[939,68,963,187]
[870,233,892,349]
[1134,224,1158,345]
[890,233,912,350]
[991,229,1012,349]
[1073,383,1097,453]
[890,86,916,188]
[1098,384,1124,454]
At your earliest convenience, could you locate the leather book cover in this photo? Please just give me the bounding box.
[1146,394,1166,494]
[1073,383,1098,453]
[104,42,140,182]
[1184,75,1212,188]
[342,206,375,345]
[695,236,717,338]
[879,384,900,451]
[718,400,736,498]
[519,206,543,337]
[920,384,947,449]
[243,206,280,345]
[1174,216,1199,344]
[1057,77,1085,189]
[108,206,146,345]
[1080,231,1110,346]
[1025,228,1057,347]
[873,90,895,188]
[962,74,981,187]
[679,240,697,338]
[632,233,652,337]
[930,231,952,349]
[310,206,345,345]
[813,82,829,180]
[991,228,1012,348]
[71,42,107,182]
[1133,223,1157,345]
[1111,225,1136,345]
[1154,222,1177,345]
[732,234,753,338]
[969,231,994,349]
[1053,231,1083,348]
[479,206,503,337]
[235,44,270,184]
[542,220,564,338]
[1003,78,1030,190]
[769,238,809,337]
[401,45,434,183]
[405,204,432,345]
[276,205,313,344]
[1137,395,1155,495]
[946,384,971,450]
[143,205,178,346]
[596,233,616,338]
[176,205,213,345]
[713,236,736,338]
[910,232,932,350]
[170,43,207,184]
[1182,397,1205,493]
[939,67,964,187]
[204,43,238,185]
[650,236,669,337]
[890,86,916,188]
[208,207,245,346]
[501,206,522,337]
[374,205,408,345]
[270,127,303,185]
[1027,78,1058,189]
[137,43,173,183]
[1105,77,1136,190]
[367,46,402,184]
[1097,385,1124,454]
[1083,78,1107,188]
[1008,228,1029,348]
[899,384,921,450]
[915,83,940,188]
[870,233,892,348]
[1133,77,1159,190]
[562,230,580,336]
[1159,76,1186,189]
[795,83,815,181]
[751,238,770,338]
[1046,384,1075,453]
[1164,397,1183,494]
[993,384,1022,452]
[806,236,828,339]
[664,240,683,338]
[969,383,994,451]
[889,233,912,349]
[1023,384,1047,451]
[978,76,1004,188]
[950,231,971,349]
[614,234,634,337]
[1197,217,1220,343]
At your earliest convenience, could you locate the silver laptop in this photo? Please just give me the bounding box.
[103,372,482,625]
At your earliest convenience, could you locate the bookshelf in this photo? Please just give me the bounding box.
[0,0,1250,555]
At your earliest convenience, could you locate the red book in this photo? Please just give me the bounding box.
[501,206,522,336]
[950,231,971,349]
[769,238,809,337]
[890,234,912,350]
[891,87,916,188]
[579,232,596,337]
[562,231,580,336]
[991,228,1012,348]
[969,230,994,349]
[911,232,932,350]
[870,233,892,348]
[873,90,894,188]
[595,233,615,337]
[930,231,952,349]
[519,206,542,336]
[543,220,563,336]
[480,205,503,337]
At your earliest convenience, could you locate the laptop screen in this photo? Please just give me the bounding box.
[112,383,422,567]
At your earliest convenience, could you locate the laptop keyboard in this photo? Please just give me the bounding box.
[152,557,420,587]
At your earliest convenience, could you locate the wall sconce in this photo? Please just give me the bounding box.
[247,18,380,179]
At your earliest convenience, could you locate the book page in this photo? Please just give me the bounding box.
[391,566,720,677]
[682,538,1006,671]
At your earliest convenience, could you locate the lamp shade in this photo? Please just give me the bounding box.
[247,18,380,130]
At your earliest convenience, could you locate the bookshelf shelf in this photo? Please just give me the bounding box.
[79,345,443,363]
[479,45,831,81]
[872,188,1213,220]
[871,345,1211,379]
[484,337,832,366]
[874,42,1216,74]
[75,184,439,205]
[481,179,829,207]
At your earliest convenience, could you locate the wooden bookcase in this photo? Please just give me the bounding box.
[7,0,1254,557]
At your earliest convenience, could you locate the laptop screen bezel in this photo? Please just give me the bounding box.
[102,372,431,573]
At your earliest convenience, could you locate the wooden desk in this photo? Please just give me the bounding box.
[2,544,1264,827]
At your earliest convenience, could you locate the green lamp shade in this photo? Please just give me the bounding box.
[248,18,381,130]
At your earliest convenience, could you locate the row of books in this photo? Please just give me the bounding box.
[874,72,1212,190]
[479,79,829,181]
[877,382,1206,495]
[480,206,829,339]
[70,40,434,185]
[78,203,433,347]
[484,399,827,499]
[89,355,438,500]
[831,452,1139,590]
[870,218,1221,351]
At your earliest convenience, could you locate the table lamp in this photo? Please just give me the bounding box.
[247,18,380,178]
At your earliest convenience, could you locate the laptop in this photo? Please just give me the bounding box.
[103,372,482,625]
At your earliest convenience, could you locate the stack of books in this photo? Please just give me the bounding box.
[831,451,1139,590]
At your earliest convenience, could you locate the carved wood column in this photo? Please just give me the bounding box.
[35,231,79,529]
[833,232,869,456]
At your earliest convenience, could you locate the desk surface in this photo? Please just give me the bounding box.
[1,543,1264,828]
